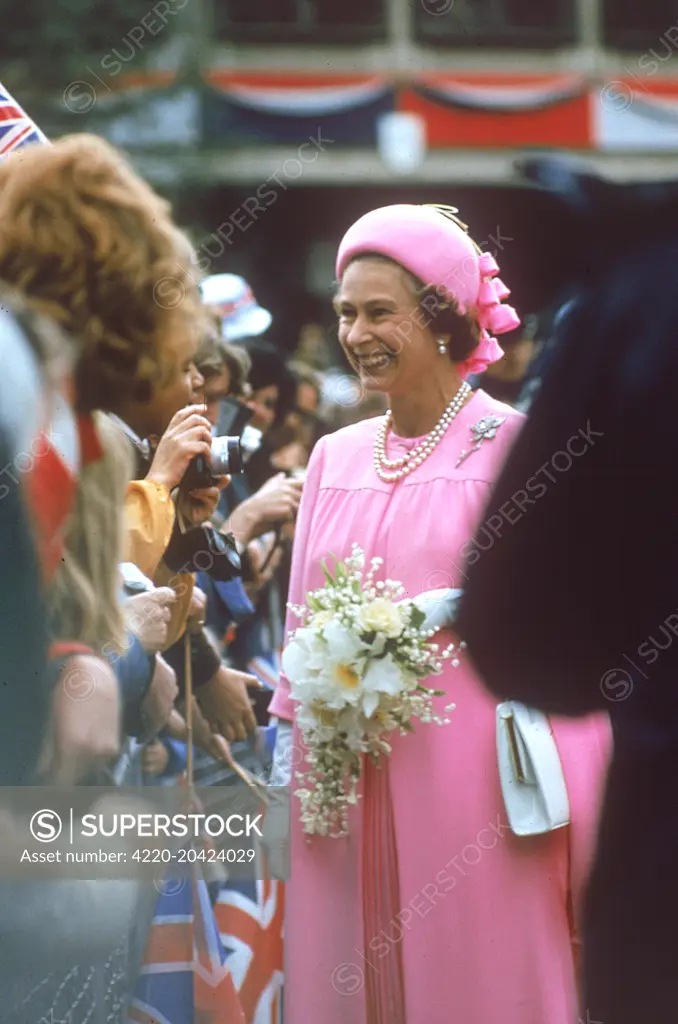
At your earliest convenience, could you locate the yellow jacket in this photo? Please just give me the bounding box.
[123,480,194,648]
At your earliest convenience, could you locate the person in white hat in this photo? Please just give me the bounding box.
[200,273,272,342]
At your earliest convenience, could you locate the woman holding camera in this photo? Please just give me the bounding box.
[270,204,611,1024]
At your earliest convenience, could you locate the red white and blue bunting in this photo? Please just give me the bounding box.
[204,74,395,145]
[58,70,678,153]
[412,75,587,112]
[593,80,678,150]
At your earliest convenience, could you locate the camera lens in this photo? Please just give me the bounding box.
[210,436,244,475]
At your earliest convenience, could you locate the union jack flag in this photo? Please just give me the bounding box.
[215,880,285,1024]
[0,83,49,159]
[127,870,246,1024]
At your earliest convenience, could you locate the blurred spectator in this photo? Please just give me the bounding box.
[0,133,205,416]
[0,291,156,1024]
[239,339,299,491]
[289,360,322,418]
[0,291,71,785]
[108,341,258,746]
[267,361,324,473]
[196,328,252,426]
[200,272,272,342]
[514,299,576,413]
[469,314,542,407]
[47,413,131,656]
[293,321,336,371]
[241,339,297,435]
[193,333,304,710]
[193,334,303,541]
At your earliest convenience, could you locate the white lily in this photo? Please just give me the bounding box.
[362,689,381,719]
[362,654,407,710]
[281,627,325,685]
[323,619,368,663]
[319,658,364,709]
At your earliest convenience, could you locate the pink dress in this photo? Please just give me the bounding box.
[269,389,611,1024]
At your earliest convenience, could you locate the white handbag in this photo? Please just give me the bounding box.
[496,701,570,837]
[400,588,571,838]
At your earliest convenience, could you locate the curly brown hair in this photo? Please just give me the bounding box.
[0,133,206,412]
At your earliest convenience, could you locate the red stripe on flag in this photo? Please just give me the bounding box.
[238,887,284,1020]
[215,903,260,949]
[0,105,22,121]
[0,122,33,154]
[195,969,246,1024]
[143,921,193,966]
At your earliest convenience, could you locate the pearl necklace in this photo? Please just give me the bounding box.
[374,381,472,483]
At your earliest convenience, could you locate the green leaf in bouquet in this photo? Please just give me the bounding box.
[400,720,416,733]
[320,557,336,586]
[409,605,427,630]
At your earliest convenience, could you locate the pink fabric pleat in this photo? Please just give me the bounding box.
[362,756,407,1024]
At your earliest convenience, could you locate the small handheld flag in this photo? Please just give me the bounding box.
[0,82,49,159]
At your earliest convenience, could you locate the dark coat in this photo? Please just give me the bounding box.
[457,160,678,1024]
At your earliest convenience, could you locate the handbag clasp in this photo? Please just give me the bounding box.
[504,711,527,784]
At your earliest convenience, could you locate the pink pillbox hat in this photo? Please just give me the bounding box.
[335,204,520,376]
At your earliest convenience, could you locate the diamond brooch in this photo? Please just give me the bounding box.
[456,414,506,467]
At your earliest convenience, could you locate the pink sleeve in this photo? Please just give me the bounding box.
[268,435,327,721]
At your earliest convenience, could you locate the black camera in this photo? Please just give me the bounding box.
[182,398,261,490]
[163,521,243,581]
[182,436,244,489]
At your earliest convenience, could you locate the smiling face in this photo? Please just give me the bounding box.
[334,256,444,398]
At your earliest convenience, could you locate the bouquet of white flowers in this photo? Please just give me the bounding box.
[281,544,460,838]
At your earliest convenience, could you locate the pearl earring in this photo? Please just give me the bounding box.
[437,339,447,355]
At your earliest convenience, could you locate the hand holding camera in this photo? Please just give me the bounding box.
[146,405,213,491]
[179,394,262,494]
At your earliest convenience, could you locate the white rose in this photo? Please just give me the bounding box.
[358,598,404,639]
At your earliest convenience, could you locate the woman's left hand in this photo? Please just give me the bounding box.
[179,475,230,526]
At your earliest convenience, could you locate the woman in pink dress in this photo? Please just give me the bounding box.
[269,204,611,1024]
